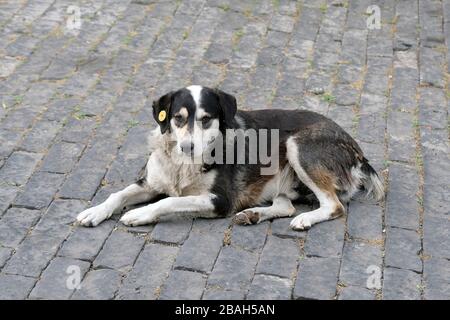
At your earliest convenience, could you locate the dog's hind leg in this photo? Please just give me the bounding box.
[77,183,158,227]
[232,195,296,225]
[286,137,345,230]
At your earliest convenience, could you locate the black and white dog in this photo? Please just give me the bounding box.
[76,85,383,230]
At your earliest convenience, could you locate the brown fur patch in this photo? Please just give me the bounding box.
[309,167,338,193]
[309,167,345,219]
[234,174,274,212]
[331,203,345,218]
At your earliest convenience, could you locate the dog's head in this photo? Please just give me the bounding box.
[152,85,237,158]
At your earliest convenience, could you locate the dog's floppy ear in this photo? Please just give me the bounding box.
[215,88,237,128]
[152,91,174,134]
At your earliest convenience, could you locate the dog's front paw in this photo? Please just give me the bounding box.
[76,205,111,227]
[290,213,312,231]
[233,210,260,225]
[120,208,155,227]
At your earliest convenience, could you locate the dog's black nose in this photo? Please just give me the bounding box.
[180,141,194,154]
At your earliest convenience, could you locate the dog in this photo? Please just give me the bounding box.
[76,85,384,230]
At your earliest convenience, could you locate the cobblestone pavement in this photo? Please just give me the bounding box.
[0,0,448,300]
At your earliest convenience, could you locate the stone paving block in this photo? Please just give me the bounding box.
[71,269,122,300]
[20,120,62,153]
[191,217,231,234]
[207,245,259,292]
[419,87,447,130]
[33,199,87,236]
[419,47,445,88]
[151,218,194,244]
[4,232,65,278]
[29,257,90,300]
[0,246,13,268]
[382,267,421,300]
[247,274,292,300]
[117,243,179,300]
[423,182,449,219]
[339,241,382,288]
[58,141,119,200]
[421,129,448,163]
[387,111,416,163]
[333,84,360,106]
[338,286,376,300]
[40,141,85,174]
[230,221,269,252]
[174,231,223,273]
[0,274,36,300]
[0,129,23,158]
[423,215,450,260]
[385,227,422,273]
[13,172,65,209]
[385,163,420,230]
[0,151,43,186]
[347,202,383,241]
[357,112,385,144]
[304,217,345,258]
[159,270,207,300]
[269,13,296,33]
[328,105,354,131]
[58,220,116,262]
[294,256,340,300]
[94,229,145,271]
[59,117,98,144]
[0,184,17,215]
[202,288,246,300]
[256,236,299,279]
[0,207,40,248]
[423,257,450,300]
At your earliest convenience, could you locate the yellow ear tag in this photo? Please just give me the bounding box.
[158,110,167,122]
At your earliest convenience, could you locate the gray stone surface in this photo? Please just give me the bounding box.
[0,0,446,300]
[40,141,85,174]
[29,257,90,300]
[174,231,224,273]
[0,274,36,300]
[247,274,292,299]
[0,207,40,247]
[304,218,345,258]
[0,246,13,268]
[71,269,123,300]
[13,172,65,209]
[159,270,207,300]
[116,244,178,300]
[423,257,450,300]
[151,218,193,244]
[0,151,43,186]
[382,267,422,300]
[207,245,259,292]
[256,236,299,279]
[338,286,376,300]
[94,229,145,271]
[385,227,422,273]
[339,241,382,288]
[58,220,116,262]
[230,221,269,252]
[294,256,340,300]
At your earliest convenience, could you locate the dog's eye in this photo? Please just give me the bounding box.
[201,116,211,125]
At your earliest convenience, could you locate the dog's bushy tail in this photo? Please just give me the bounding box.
[360,160,384,201]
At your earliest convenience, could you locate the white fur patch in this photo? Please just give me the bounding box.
[187,85,202,108]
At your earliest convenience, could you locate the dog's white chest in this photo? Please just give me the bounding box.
[144,150,216,197]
